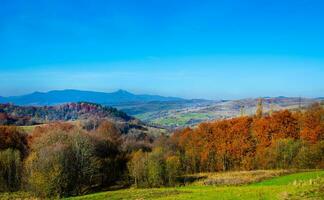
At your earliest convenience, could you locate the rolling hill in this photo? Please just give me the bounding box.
[1,89,322,128]
[0,102,134,126]
[133,97,322,128]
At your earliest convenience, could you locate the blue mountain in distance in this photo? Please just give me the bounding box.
[0,89,185,106]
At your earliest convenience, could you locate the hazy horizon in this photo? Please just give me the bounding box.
[0,88,323,101]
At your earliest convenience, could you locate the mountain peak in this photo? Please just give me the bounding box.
[31,91,43,95]
[115,89,132,94]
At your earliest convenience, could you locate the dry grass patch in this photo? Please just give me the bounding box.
[185,170,297,186]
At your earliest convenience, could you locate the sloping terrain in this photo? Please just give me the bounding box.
[1,90,322,128]
[0,102,133,125]
[3,170,322,200]
[61,170,324,200]
[136,97,321,128]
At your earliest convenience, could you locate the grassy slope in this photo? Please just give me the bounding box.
[20,125,41,134]
[66,170,324,200]
[252,171,324,186]
[151,112,213,127]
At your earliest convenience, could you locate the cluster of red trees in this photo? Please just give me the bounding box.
[171,103,324,173]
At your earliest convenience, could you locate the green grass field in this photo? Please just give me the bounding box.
[20,125,39,134]
[65,170,324,200]
[151,112,213,127]
[1,170,322,200]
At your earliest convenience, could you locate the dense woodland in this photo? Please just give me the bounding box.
[0,102,133,126]
[0,101,323,198]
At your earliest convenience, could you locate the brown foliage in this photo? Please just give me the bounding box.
[0,126,28,157]
[96,120,122,145]
[300,103,324,143]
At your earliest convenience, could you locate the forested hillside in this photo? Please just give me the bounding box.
[0,102,323,198]
[0,102,133,126]
[2,90,322,129]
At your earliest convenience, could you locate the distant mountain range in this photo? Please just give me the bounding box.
[0,89,184,106]
[0,89,322,128]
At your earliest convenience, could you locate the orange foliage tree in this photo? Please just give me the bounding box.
[172,103,323,172]
[300,103,324,143]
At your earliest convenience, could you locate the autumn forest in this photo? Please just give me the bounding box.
[0,99,323,198]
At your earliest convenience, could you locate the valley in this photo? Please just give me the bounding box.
[1,90,321,129]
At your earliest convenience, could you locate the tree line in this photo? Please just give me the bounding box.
[0,102,323,198]
[0,120,155,197]
[127,102,324,186]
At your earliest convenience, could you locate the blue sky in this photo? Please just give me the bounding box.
[0,0,324,99]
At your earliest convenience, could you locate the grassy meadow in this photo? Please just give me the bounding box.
[62,170,324,200]
[0,169,323,200]
[151,112,213,127]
